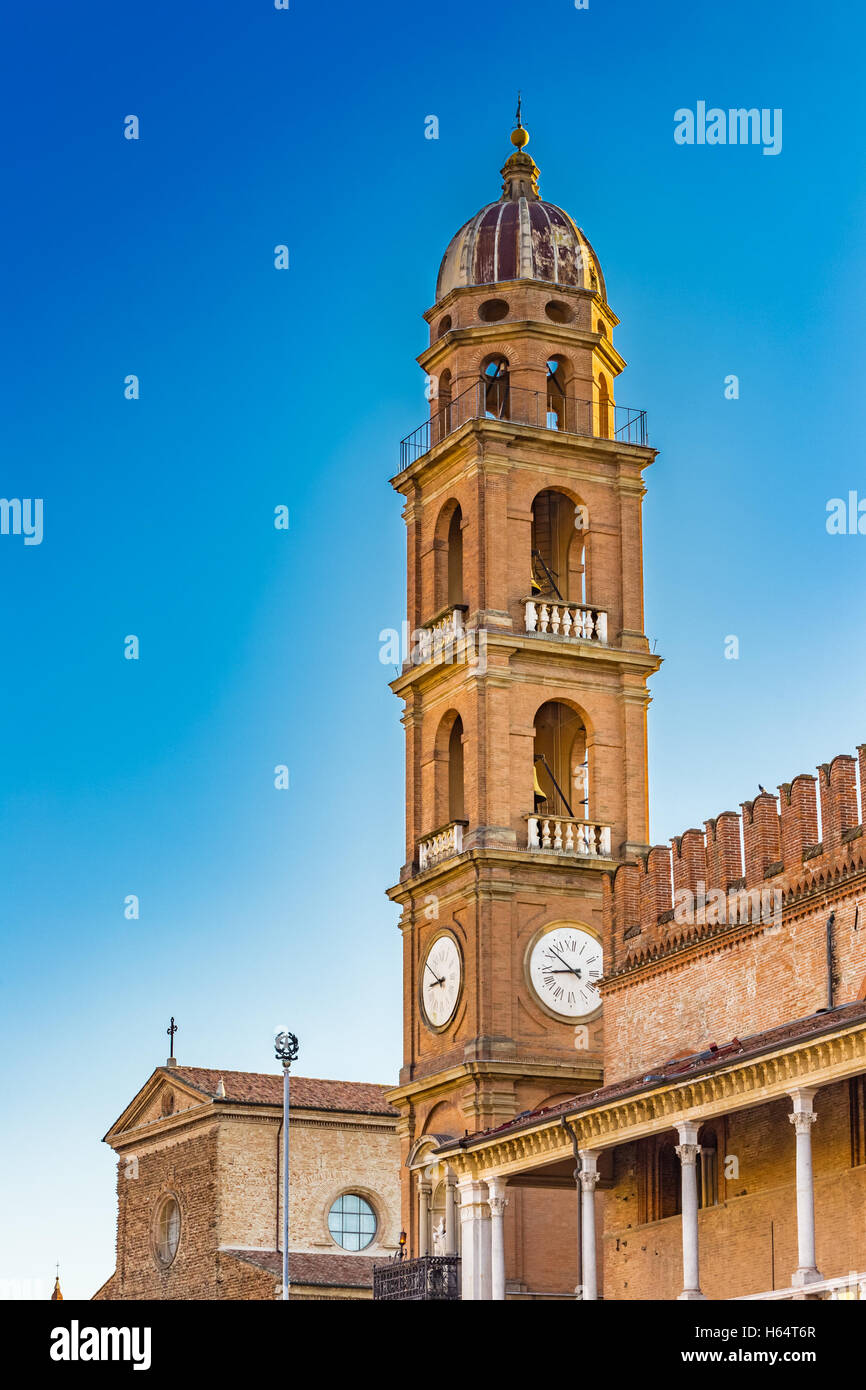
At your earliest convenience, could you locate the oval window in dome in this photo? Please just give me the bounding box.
[478,298,509,323]
[544,300,574,325]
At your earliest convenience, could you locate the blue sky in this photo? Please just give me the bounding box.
[1,0,864,1299]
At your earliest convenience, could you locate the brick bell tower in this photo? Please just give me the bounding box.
[386,112,660,1257]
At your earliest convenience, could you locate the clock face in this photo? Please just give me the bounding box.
[528,926,603,1021]
[420,934,462,1030]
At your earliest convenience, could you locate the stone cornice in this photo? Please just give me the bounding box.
[390,417,655,495]
[386,844,610,905]
[386,1057,602,1112]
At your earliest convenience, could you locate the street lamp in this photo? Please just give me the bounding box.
[274,1029,299,1302]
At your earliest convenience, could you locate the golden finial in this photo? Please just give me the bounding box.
[511,91,530,150]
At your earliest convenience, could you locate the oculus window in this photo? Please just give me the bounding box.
[328,1193,376,1251]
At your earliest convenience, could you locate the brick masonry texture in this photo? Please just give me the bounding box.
[96,1070,400,1300]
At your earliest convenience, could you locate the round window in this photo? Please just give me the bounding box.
[328,1193,377,1251]
[154,1195,181,1267]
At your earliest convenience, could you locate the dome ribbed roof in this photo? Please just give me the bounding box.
[435,139,606,303]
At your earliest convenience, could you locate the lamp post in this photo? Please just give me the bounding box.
[274,1029,299,1302]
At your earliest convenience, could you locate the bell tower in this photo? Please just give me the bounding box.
[386,114,660,1257]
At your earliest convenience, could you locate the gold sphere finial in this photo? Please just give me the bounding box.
[511,91,529,149]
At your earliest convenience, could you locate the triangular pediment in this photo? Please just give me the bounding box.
[103,1068,214,1145]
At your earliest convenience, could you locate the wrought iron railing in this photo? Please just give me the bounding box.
[373,1254,460,1301]
[400,380,647,467]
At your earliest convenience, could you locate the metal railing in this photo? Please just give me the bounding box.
[373,1254,460,1301]
[400,380,647,467]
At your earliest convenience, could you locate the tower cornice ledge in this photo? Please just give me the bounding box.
[390,418,657,493]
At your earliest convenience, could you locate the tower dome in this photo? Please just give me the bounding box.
[435,119,606,304]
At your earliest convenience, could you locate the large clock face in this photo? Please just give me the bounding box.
[420,933,462,1030]
[527,925,603,1021]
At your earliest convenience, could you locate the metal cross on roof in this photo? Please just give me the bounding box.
[166,1016,178,1059]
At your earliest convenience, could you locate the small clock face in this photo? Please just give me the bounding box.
[528,925,603,1021]
[420,934,462,1030]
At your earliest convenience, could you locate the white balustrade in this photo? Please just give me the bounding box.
[418,820,465,871]
[416,607,465,665]
[524,600,607,644]
[526,815,612,859]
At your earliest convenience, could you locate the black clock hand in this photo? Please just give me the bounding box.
[548,946,582,979]
[425,961,446,987]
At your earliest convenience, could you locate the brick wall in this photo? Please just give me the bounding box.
[602,1081,866,1299]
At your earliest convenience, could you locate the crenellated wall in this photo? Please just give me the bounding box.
[600,744,866,1083]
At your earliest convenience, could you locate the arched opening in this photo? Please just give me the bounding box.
[448,716,465,823]
[436,314,452,338]
[482,356,509,420]
[546,357,567,430]
[447,506,463,607]
[530,489,586,603]
[532,701,588,821]
[433,500,464,612]
[433,368,453,447]
[698,1125,719,1209]
[597,376,611,439]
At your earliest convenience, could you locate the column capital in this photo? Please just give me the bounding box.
[675,1120,701,1146]
[457,1176,490,1223]
[675,1142,701,1166]
[486,1174,509,1211]
[788,1087,818,1115]
[789,1109,817,1135]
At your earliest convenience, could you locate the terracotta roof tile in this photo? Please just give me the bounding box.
[449,999,866,1150]
[167,1067,397,1116]
[222,1249,380,1289]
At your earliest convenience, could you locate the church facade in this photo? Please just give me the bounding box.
[95,1064,400,1300]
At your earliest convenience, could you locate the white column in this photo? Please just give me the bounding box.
[444,1170,458,1256]
[676,1121,706,1300]
[578,1150,601,1301]
[789,1088,822,1287]
[487,1177,509,1301]
[417,1180,431,1257]
[458,1177,491,1300]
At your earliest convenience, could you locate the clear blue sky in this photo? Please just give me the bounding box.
[2,0,864,1299]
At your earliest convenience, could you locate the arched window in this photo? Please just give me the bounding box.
[154,1195,181,1267]
[328,1193,377,1251]
[447,506,463,607]
[482,356,509,420]
[597,376,611,439]
[448,716,465,823]
[434,501,464,612]
[533,701,587,821]
[433,368,453,447]
[531,489,585,603]
[546,358,566,431]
